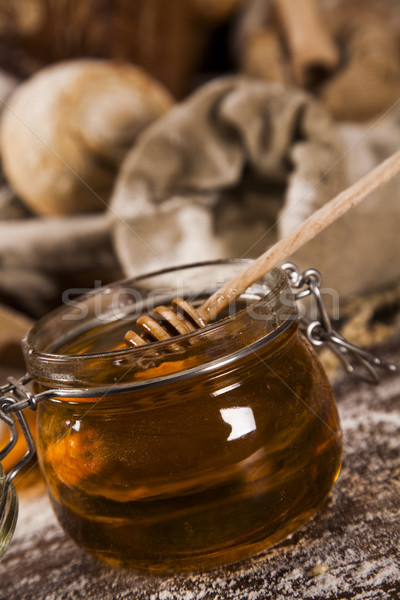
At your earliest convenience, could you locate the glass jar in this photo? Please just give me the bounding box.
[22,260,342,573]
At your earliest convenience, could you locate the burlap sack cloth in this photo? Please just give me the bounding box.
[110,76,400,298]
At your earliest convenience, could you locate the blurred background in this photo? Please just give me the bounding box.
[0,5,400,598]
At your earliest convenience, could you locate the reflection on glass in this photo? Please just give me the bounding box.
[220,407,256,441]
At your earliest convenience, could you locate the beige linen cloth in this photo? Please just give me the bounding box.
[110,76,400,298]
[0,213,120,317]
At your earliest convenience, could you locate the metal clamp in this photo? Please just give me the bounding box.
[0,376,37,515]
[282,262,397,384]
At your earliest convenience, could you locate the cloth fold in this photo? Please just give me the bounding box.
[111,76,346,282]
[111,75,400,297]
[0,214,121,317]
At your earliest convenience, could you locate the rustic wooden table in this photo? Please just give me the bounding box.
[1,332,399,600]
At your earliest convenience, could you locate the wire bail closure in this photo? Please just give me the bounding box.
[282,263,397,384]
[0,376,36,516]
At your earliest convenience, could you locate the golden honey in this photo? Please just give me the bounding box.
[24,262,342,573]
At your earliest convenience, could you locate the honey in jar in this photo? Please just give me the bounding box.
[22,261,342,573]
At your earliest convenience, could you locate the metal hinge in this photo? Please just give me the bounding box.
[0,375,37,515]
[282,263,397,384]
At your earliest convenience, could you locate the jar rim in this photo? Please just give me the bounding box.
[23,260,298,391]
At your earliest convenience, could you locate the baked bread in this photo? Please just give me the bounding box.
[0,59,173,215]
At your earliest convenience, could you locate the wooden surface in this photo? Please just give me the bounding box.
[0,331,399,600]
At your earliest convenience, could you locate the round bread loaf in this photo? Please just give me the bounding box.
[0,59,173,215]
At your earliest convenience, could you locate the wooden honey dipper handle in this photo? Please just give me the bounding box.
[198,149,400,322]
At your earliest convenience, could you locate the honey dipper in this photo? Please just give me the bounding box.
[125,150,400,347]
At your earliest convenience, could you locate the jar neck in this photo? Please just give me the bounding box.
[23,262,299,390]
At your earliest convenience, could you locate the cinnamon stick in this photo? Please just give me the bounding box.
[274,0,339,87]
